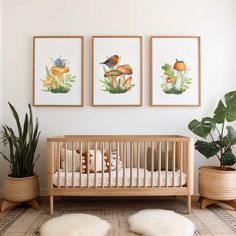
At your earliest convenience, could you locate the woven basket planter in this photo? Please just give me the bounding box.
[199,166,236,201]
[3,174,39,202]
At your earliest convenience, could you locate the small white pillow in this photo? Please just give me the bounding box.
[110,150,122,171]
[89,150,107,172]
[60,148,80,171]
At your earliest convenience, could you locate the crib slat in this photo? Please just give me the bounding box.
[102,142,104,188]
[123,142,127,188]
[137,142,140,188]
[94,142,97,188]
[180,142,183,187]
[158,142,161,187]
[116,142,119,188]
[165,142,169,187]
[50,142,54,189]
[53,142,56,188]
[172,141,176,187]
[144,142,147,188]
[109,142,111,188]
[64,142,67,188]
[130,142,133,188]
[80,141,83,188]
[151,142,154,188]
[57,142,60,188]
[120,142,122,166]
[72,142,75,188]
[87,142,90,188]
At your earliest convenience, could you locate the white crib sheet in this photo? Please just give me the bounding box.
[53,168,187,187]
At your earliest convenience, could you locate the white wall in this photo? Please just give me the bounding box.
[1,0,236,194]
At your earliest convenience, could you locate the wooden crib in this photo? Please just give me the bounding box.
[47,135,194,215]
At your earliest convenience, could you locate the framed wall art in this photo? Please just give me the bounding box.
[92,36,142,106]
[33,36,84,106]
[151,36,201,107]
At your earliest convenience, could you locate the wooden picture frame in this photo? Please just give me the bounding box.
[151,36,201,107]
[33,36,84,107]
[92,36,142,106]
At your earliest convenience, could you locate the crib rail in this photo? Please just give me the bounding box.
[47,135,194,215]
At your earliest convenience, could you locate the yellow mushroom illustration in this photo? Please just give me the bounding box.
[51,66,70,87]
[42,57,76,94]
[43,75,56,89]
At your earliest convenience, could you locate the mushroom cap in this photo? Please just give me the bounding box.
[166,77,173,83]
[116,64,133,75]
[51,66,69,76]
[104,70,122,77]
[173,60,186,71]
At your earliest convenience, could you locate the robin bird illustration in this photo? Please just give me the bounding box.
[100,54,119,69]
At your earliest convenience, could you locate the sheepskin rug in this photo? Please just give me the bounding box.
[128,209,195,236]
[40,213,111,236]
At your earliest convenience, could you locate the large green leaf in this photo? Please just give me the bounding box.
[195,140,221,158]
[221,148,236,166]
[226,125,236,145]
[213,91,236,123]
[188,117,215,138]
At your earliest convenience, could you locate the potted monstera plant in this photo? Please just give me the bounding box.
[0,103,40,211]
[188,91,236,209]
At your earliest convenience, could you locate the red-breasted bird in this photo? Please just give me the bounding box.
[100,55,119,69]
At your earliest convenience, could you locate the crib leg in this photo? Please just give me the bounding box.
[50,195,54,216]
[187,195,192,214]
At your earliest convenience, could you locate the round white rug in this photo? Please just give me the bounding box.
[40,213,111,236]
[128,209,195,236]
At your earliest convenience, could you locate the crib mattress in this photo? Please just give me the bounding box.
[53,168,187,187]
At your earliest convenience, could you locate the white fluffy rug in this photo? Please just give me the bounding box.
[40,213,111,236]
[128,209,195,236]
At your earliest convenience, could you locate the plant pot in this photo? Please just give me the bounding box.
[3,174,39,202]
[199,166,236,201]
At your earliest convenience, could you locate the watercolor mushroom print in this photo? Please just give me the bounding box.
[99,54,135,94]
[42,56,76,94]
[160,59,192,94]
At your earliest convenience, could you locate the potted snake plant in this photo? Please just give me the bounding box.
[188,90,236,209]
[0,103,40,211]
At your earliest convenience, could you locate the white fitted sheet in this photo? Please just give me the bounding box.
[53,168,187,187]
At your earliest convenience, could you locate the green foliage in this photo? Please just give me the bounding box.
[188,91,236,168]
[188,117,216,139]
[0,103,40,178]
[162,64,175,79]
[100,77,135,94]
[47,86,71,93]
[162,87,186,95]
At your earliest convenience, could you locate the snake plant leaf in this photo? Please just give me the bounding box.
[188,117,216,138]
[0,152,11,163]
[8,102,23,140]
[22,114,29,141]
[226,125,236,145]
[221,148,236,166]
[213,91,236,123]
[195,140,221,158]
